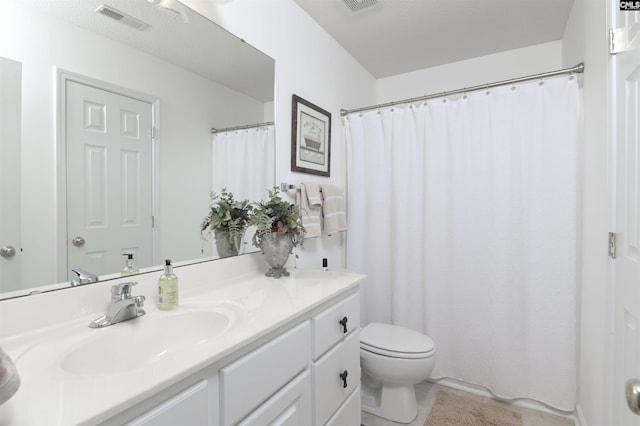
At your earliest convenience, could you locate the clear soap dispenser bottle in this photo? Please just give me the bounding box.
[121,254,140,276]
[158,259,179,310]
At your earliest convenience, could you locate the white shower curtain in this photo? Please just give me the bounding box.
[345,76,580,411]
[211,125,275,255]
[212,125,275,202]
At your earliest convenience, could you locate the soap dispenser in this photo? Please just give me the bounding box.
[121,254,140,276]
[158,259,179,310]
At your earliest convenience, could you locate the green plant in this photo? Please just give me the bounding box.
[201,189,253,241]
[251,187,304,247]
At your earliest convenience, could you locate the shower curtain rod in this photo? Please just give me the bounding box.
[210,121,274,134]
[340,62,584,116]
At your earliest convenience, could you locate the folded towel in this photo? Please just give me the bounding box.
[320,184,348,236]
[0,346,20,405]
[297,182,322,238]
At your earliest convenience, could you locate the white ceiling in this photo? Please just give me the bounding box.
[19,0,275,102]
[293,0,575,78]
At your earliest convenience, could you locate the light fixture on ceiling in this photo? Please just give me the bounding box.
[151,0,190,23]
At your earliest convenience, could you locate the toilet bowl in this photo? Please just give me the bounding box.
[360,323,436,424]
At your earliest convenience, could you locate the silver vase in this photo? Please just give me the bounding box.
[259,232,294,278]
[214,229,242,258]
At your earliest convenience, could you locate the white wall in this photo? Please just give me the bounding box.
[376,41,563,104]
[562,1,609,425]
[0,1,267,288]
[183,0,377,271]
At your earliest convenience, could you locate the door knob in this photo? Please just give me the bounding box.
[0,245,16,258]
[72,236,86,247]
[626,379,640,415]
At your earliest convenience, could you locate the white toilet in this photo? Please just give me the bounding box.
[360,323,436,423]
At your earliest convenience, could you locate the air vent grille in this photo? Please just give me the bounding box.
[341,0,381,14]
[95,5,149,31]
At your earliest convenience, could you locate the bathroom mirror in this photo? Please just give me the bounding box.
[0,0,275,299]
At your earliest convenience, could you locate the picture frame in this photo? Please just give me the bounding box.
[291,94,331,177]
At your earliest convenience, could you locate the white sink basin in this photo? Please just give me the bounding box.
[60,309,233,375]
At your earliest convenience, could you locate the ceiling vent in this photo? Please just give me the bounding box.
[95,5,150,31]
[340,0,382,14]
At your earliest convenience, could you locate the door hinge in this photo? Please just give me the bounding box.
[151,215,155,228]
[149,127,156,139]
[610,27,627,55]
[609,232,617,259]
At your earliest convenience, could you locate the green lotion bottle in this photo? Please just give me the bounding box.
[158,259,179,310]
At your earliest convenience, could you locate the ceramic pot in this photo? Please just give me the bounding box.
[258,232,295,278]
[214,229,242,258]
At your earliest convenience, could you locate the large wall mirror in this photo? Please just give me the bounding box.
[0,0,275,299]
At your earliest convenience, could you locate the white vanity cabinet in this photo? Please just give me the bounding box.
[2,267,365,426]
[110,288,361,426]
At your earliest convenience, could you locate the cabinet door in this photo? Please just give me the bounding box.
[127,380,209,426]
[312,330,361,425]
[326,386,360,426]
[238,370,311,426]
[221,322,310,425]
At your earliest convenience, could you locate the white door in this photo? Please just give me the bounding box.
[66,80,153,278]
[0,57,22,292]
[613,5,640,425]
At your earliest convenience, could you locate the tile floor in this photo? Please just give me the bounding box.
[360,382,575,426]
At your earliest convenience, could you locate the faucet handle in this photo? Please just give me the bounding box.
[111,281,138,301]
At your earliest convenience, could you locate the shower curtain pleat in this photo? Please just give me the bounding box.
[345,77,580,411]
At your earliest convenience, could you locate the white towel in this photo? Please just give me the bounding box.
[0,346,20,405]
[320,184,348,235]
[297,182,322,238]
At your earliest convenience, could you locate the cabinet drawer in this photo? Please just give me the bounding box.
[221,321,310,425]
[312,330,360,426]
[311,292,359,360]
[238,370,311,426]
[326,386,361,426]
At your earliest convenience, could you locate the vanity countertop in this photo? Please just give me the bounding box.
[0,268,364,426]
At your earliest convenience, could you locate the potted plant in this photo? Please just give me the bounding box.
[251,187,304,278]
[201,189,252,258]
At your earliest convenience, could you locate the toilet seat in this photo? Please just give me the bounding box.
[361,323,435,359]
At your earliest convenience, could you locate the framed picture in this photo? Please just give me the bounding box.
[291,94,331,177]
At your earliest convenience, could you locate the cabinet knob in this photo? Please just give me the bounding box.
[339,316,348,333]
[339,370,348,388]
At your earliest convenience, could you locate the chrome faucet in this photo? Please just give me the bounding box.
[89,282,146,328]
[70,268,98,286]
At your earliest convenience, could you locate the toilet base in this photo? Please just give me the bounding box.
[361,379,418,424]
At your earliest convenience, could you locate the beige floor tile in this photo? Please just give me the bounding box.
[360,381,574,426]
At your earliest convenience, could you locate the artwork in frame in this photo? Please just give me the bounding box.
[291,94,331,177]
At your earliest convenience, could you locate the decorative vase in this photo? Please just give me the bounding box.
[258,232,295,278]
[214,229,242,258]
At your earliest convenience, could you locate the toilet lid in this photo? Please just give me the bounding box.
[360,323,435,356]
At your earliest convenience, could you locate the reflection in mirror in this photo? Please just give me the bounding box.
[0,0,275,299]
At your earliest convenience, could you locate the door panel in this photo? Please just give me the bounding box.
[614,6,640,425]
[0,57,21,291]
[66,80,153,278]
